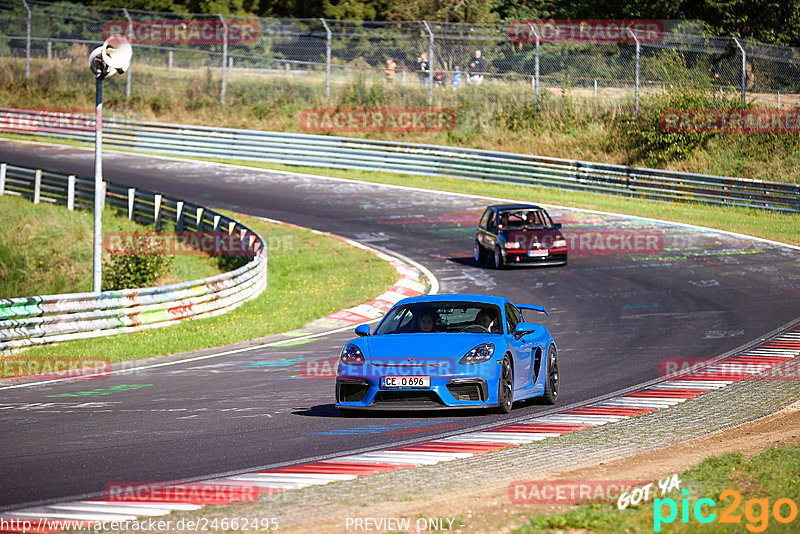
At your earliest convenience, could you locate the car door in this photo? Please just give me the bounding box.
[505,303,533,390]
[476,208,489,248]
[482,210,497,249]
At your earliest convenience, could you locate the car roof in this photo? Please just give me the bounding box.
[488,204,545,211]
[394,294,510,307]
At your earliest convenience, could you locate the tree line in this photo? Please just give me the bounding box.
[78,0,800,47]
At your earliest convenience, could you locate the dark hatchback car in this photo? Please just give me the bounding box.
[474,204,568,269]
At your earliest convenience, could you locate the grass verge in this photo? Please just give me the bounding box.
[13,211,398,364]
[514,440,800,533]
[3,57,800,182]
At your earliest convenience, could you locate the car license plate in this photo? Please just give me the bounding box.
[382,376,431,389]
[528,249,549,257]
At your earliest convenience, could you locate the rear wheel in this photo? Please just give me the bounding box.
[493,246,505,270]
[495,356,514,414]
[541,345,559,404]
[474,240,487,263]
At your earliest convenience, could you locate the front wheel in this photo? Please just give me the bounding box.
[495,356,514,414]
[474,240,488,263]
[541,345,559,404]
[493,246,505,270]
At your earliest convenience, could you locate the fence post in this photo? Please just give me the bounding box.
[176,200,184,232]
[47,41,51,60]
[213,214,221,232]
[154,193,162,229]
[320,18,331,104]
[733,37,746,109]
[627,28,640,117]
[0,163,6,195]
[196,207,204,229]
[531,24,540,106]
[122,8,133,99]
[33,169,41,204]
[168,50,173,72]
[219,14,228,105]
[127,187,135,219]
[422,21,434,104]
[21,0,31,79]
[67,175,75,210]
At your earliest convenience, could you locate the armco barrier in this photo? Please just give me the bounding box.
[1,107,798,212]
[0,163,268,356]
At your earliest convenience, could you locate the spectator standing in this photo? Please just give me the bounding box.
[452,65,462,90]
[384,58,396,83]
[468,49,486,85]
[417,52,430,86]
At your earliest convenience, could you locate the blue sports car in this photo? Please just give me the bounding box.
[335,294,559,414]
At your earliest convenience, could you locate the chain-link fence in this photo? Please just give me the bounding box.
[2,0,800,121]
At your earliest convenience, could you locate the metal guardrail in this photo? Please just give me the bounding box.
[2,107,797,213]
[0,162,268,355]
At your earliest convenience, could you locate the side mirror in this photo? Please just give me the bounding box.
[553,223,562,229]
[354,324,371,337]
[513,321,537,339]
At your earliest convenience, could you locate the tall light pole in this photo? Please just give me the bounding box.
[89,36,132,292]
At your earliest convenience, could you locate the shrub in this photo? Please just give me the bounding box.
[102,233,172,290]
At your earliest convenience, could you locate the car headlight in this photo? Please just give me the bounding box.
[504,241,522,249]
[459,343,495,364]
[553,238,567,248]
[340,344,365,365]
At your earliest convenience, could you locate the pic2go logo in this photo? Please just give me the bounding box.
[654,489,799,532]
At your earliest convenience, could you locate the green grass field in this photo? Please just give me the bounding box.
[2,56,800,183]
[0,193,221,298]
[515,442,800,533]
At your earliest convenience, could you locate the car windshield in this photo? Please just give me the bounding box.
[374,302,503,335]
[498,209,552,230]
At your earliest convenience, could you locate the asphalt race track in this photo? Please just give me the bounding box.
[1,141,799,510]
